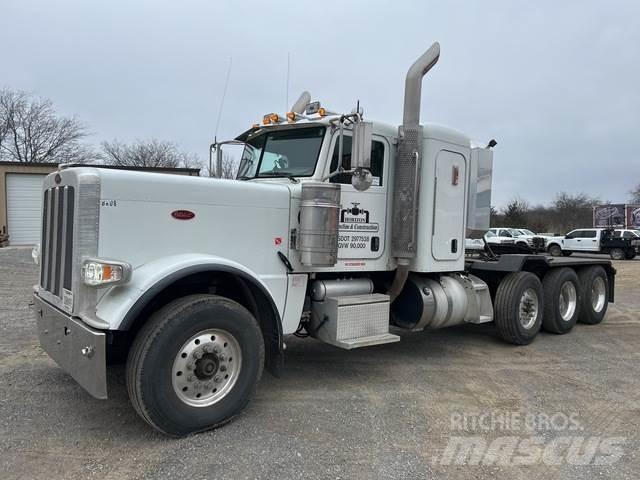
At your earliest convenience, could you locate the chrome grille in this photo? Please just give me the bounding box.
[40,185,75,297]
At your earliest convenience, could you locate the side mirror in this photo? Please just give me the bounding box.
[351,122,372,170]
[350,122,373,191]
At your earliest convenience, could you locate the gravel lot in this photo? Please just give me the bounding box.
[1,247,639,479]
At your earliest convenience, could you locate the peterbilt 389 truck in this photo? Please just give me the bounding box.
[33,42,615,436]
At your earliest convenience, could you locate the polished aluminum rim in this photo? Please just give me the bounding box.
[172,329,242,407]
[519,288,539,329]
[592,276,606,313]
[558,281,577,321]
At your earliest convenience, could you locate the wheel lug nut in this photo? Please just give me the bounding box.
[193,351,203,359]
[218,354,226,362]
[204,344,213,353]
[220,365,227,372]
[187,375,194,382]
[213,346,221,354]
[214,375,222,383]
[186,362,194,370]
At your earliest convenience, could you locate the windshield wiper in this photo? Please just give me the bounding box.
[259,172,300,183]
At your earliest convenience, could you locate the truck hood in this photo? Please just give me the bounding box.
[96,168,291,209]
[84,168,292,269]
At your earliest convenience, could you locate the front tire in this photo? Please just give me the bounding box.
[610,248,625,260]
[577,266,609,325]
[494,272,544,345]
[126,294,264,436]
[625,250,636,260]
[548,244,562,257]
[541,268,580,334]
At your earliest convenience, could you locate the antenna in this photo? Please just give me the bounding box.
[214,57,233,139]
[286,52,290,112]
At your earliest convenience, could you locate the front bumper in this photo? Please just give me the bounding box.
[34,294,107,399]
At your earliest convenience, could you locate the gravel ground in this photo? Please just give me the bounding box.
[1,247,639,479]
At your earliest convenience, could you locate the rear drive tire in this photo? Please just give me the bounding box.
[577,266,609,325]
[548,244,562,257]
[610,248,625,260]
[494,272,544,345]
[541,268,580,334]
[126,294,264,436]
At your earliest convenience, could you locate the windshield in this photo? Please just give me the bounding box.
[237,126,326,179]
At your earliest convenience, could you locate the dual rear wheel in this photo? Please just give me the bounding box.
[494,266,608,345]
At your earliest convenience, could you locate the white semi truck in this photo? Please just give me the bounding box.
[33,42,616,436]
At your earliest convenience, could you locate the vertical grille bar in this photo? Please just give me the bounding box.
[63,187,75,291]
[55,187,68,296]
[51,187,64,297]
[40,189,50,287]
[45,188,56,290]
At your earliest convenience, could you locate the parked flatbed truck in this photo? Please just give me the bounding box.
[32,42,616,436]
[546,228,639,260]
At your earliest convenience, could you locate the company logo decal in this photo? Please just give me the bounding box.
[171,210,196,220]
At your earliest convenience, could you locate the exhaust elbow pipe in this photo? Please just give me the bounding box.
[388,42,440,303]
[402,42,440,127]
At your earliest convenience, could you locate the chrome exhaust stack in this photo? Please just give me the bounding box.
[388,42,440,301]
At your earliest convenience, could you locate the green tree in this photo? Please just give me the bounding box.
[502,197,529,227]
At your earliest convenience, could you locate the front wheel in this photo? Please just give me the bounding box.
[548,244,562,257]
[610,248,625,260]
[625,250,636,260]
[126,294,264,436]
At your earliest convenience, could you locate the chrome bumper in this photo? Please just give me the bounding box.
[34,294,107,399]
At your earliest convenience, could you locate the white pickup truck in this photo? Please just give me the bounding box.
[546,228,640,260]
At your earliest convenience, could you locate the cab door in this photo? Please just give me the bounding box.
[563,230,581,250]
[326,133,389,260]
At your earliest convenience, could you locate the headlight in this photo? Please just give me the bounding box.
[32,243,40,265]
[81,259,131,287]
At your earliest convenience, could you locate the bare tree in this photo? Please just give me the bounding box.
[202,153,237,179]
[100,138,199,169]
[630,183,640,204]
[0,88,91,163]
[550,192,600,232]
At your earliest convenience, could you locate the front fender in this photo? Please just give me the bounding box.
[95,253,286,331]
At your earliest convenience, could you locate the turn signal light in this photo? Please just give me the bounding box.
[81,259,131,287]
[318,107,327,117]
[286,111,296,122]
